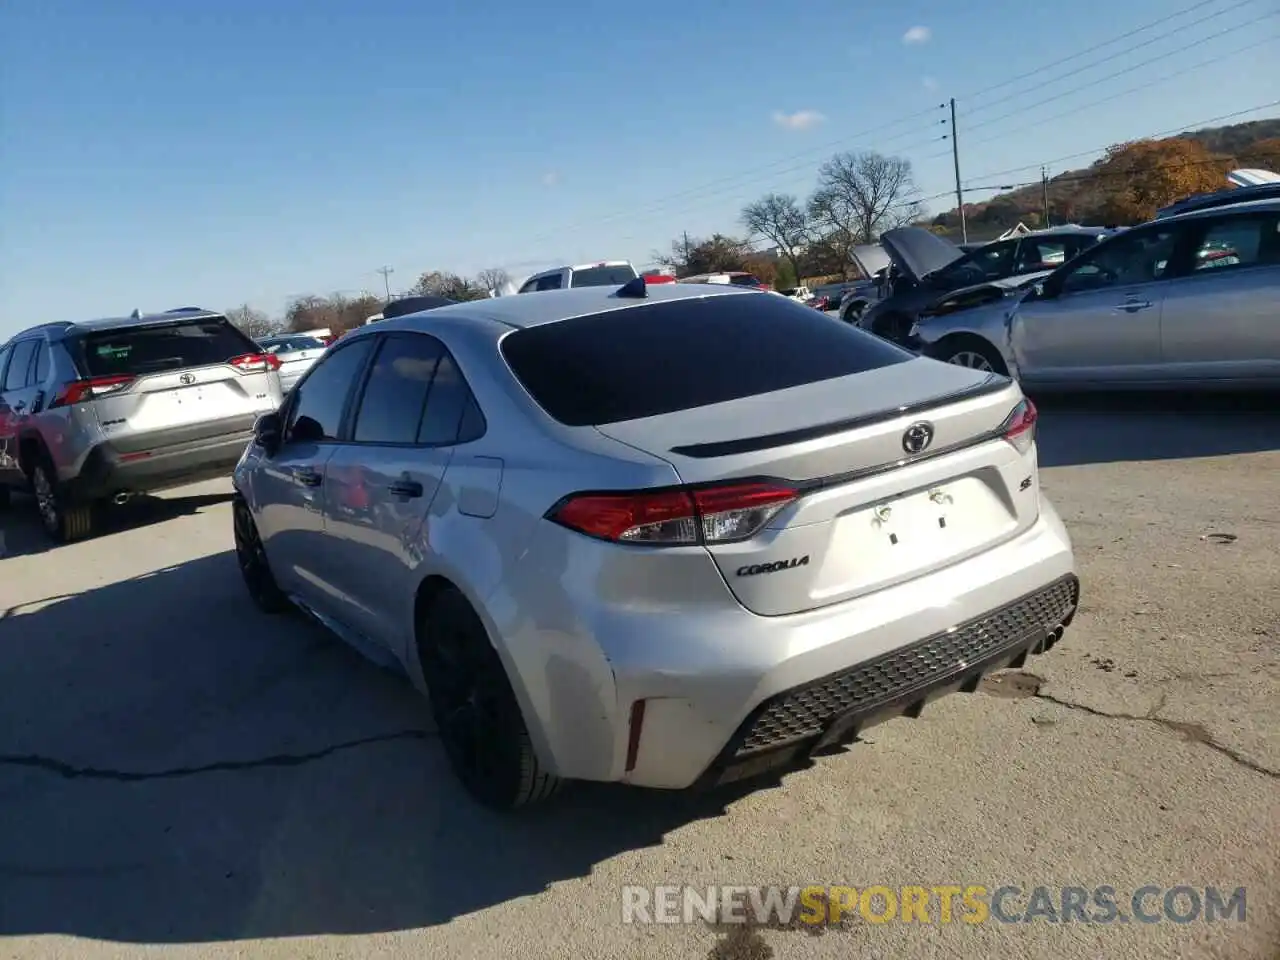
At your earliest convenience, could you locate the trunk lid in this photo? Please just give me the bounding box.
[849,243,891,279]
[595,360,1038,616]
[89,362,276,436]
[880,227,966,284]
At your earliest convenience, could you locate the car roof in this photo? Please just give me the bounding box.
[1164,196,1280,221]
[368,280,755,333]
[8,308,227,342]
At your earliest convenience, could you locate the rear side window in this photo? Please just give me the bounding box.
[72,317,257,376]
[3,340,37,390]
[417,353,483,445]
[535,274,563,291]
[1191,213,1280,271]
[568,265,636,288]
[352,335,443,445]
[500,292,912,426]
[30,341,49,384]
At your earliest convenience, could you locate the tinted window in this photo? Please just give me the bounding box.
[568,266,634,288]
[1192,213,1280,271]
[73,317,257,376]
[4,340,37,391]
[935,242,1016,287]
[352,335,443,444]
[262,336,325,353]
[728,274,763,287]
[417,352,479,445]
[1059,227,1179,295]
[0,345,12,386]
[30,341,49,384]
[1015,239,1068,272]
[536,274,563,291]
[500,292,911,427]
[286,338,374,443]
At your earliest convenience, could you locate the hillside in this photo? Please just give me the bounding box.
[929,118,1280,236]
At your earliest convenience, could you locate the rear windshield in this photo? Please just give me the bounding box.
[728,274,763,286]
[569,265,638,288]
[262,336,325,353]
[500,292,912,426]
[73,317,258,377]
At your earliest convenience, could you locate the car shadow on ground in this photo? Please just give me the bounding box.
[0,551,782,943]
[0,490,233,558]
[1029,390,1280,468]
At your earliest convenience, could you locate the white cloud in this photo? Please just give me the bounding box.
[541,171,559,187]
[771,109,826,131]
[922,76,939,91]
[902,25,931,44]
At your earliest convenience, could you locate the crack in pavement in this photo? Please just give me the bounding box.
[0,729,436,783]
[1034,692,1279,781]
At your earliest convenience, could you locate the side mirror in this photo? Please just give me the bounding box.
[253,412,283,455]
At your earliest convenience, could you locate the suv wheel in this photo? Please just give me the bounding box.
[419,588,561,810]
[31,458,93,543]
[233,497,290,614]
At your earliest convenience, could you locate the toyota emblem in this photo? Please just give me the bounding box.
[902,421,935,454]
[179,373,196,385]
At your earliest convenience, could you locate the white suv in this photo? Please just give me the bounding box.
[517,261,638,293]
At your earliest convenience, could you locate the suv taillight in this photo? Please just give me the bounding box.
[548,481,799,546]
[1001,398,1038,455]
[228,353,282,373]
[50,375,136,407]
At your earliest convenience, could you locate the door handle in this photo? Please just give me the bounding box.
[1119,299,1152,312]
[388,479,424,498]
[295,468,323,487]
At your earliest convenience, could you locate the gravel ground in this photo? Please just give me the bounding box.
[1,392,1276,960]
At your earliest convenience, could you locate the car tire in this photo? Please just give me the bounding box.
[841,301,866,324]
[30,456,94,543]
[233,496,290,614]
[418,587,562,810]
[937,336,1009,376]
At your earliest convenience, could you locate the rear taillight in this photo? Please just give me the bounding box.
[229,353,282,373]
[50,375,136,407]
[1001,397,1038,455]
[548,480,799,546]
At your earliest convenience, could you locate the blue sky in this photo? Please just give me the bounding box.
[1,0,1276,333]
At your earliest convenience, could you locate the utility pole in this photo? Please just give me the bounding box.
[949,99,967,244]
[376,266,394,301]
[1041,167,1051,227]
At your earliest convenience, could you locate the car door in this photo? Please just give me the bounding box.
[1009,224,1181,385]
[0,339,40,480]
[1156,209,1280,382]
[253,336,375,609]
[0,342,20,485]
[321,332,485,652]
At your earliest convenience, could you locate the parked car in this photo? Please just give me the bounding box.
[517,260,639,292]
[232,280,1078,810]
[857,227,1113,343]
[679,271,770,290]
[808,282,857,312]
[257,334,328,392]
[0,308,284,541]
[775,286,812,302]
[909,198,1280,387]
[835,244,893,323]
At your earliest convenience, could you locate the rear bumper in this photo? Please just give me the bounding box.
[65,416,258,500]
[495,495,1076,790]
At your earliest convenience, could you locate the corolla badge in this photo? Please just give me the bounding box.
[902,421,935,454]
[736,556,810,577]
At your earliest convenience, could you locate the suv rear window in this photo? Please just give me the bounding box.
[73,317,259,377]
[569,265,637,288]
[500,292,911,426]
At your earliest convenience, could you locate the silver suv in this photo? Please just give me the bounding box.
[0,308,284,542]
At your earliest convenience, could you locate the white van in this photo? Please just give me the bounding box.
[517,260,638,293]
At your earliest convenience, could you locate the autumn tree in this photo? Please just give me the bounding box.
[740,194,810,287]
[656,233,754,277]
[285,293,383,335]
[225,304,280,340]
[807,151,923,278]
[1237,137,1280,173]
[1092,138,1233,224]
[412,270,488,301]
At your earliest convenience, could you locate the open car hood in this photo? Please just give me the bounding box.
[918,270,1050,319]
[880,227,965,283]
[849,243,891,279]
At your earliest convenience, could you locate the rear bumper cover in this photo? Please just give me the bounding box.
[66,416,257,499]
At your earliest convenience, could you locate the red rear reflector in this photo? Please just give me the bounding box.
[228,352,282,373]
[1002,397,1038,454]
[548,481,799,546]
[51,375,136,407]
[119,451,152,462]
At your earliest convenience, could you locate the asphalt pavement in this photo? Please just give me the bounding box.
[1,393,1276,960]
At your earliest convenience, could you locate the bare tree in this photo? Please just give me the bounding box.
[225,304,279,340]
[740,194,809,286]
[475,267,512,293]
[808,151,923,276]
[413,270,488,301]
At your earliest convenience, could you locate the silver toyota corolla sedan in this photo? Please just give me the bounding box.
[910,198,1280,388]
[232,279,1079,809]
